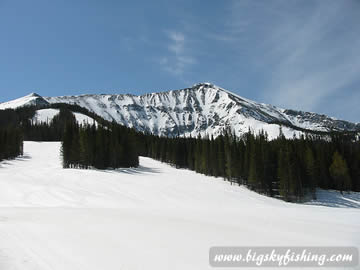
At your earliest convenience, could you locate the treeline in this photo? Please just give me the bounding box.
[0,110,24,161]
[0,105,69,142]
[1,103,359,202]
[62,119,139,169]
[21,104,100,141]
[139,130,360,201]
[0,127,23,161]
[0,104,109,142]
[0,105,139,169]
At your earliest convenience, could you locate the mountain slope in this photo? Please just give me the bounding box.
[0,93,49,110]
[32,108,98,126]
[1,83,359,138]
[0,142,359,269]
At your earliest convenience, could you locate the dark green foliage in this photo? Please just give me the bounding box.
[138,130,360,201]
[0,105,139,170]
[305,146,316,198]
[0,104,113,142]
[0,127,23,161]
[61,122,139,169]
[0,110,24,161]
[1,103,359,202]
[329,151,351,193]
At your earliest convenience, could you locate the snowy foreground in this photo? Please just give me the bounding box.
[0,142,359,270]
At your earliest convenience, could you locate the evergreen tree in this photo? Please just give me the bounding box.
[329,151,352,193]
[247,141,257,189]
[278,148,289,200]
[305,146,317,199]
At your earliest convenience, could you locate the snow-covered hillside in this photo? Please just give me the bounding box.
[1,83,359,139]
[0,93,48,110]
[0,142,359,269]
[32,108,60,124]
[32,108,98,126]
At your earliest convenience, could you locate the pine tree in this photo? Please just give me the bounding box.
[350,151,360,191]
[305,146,317,199]
[224,133,233,181]
[329,151,352,193]
[247,142,257,189]
[278,146,292,201]
[217,135,226,178]
[61,121,75,168]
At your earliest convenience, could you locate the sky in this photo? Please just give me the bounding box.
[0,0,359,122]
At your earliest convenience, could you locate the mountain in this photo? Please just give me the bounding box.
[1,83,359,139]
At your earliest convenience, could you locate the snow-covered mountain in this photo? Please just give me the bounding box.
[0,92,49,109]
[1,83,359,138]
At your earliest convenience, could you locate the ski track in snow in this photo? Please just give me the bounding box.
[0,142,359,270]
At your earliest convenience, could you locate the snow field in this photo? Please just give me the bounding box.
[0,142,359,269]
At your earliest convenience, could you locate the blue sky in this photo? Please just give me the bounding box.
[0,0,359,122]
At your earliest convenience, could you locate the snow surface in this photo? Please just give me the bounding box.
[32,109,98,126]
[305,189,360,208]
[32,109,61,124]
[0,142,359,269]
[73,112,98,126]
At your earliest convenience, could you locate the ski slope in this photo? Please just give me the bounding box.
[0,142,359,270]
[32,109,98,126]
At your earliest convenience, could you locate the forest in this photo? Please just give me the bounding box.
[0,126,23,161]
[0,109,24,161]
[61,119,139,169]
[0,104,359,201]
[0,105,139,169]
[139,129,360,201]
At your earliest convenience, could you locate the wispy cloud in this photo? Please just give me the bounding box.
[209,0,360,120]
[259,1,360,113]
[160,31,195,76]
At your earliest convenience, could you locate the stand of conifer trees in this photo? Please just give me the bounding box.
[0,105,140,169]
[0,127,23,161]
[61,122,139,169]
[1,104,123,142]
[2,104,359,202]
[0,110,24,161]
[140,129,360,201]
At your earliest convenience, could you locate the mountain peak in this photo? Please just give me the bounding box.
[0,92,48,110]
[192,82,215,88]
[192,82,226,94]
[26,92,41,98]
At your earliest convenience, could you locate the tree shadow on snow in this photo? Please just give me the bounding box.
[0,155,32,168]
[102,165,161,175]
[14,155,32,161]
[305,190,360,209]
